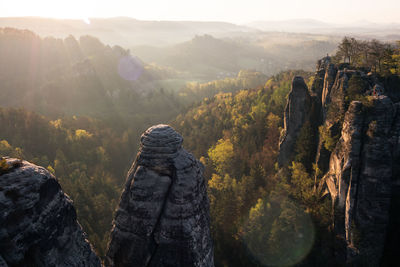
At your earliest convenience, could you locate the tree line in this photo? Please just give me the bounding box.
[334,37,400,74]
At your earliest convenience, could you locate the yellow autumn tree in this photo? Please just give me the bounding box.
[208,138,234,175]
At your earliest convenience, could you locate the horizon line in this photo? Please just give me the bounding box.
[1,15,400,26]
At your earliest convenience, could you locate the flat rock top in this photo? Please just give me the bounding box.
[141,124,183,148]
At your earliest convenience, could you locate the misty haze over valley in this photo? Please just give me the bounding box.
[1,1,400,266]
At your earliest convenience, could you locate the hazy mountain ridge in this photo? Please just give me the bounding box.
[0,27,194,123]
[133,34,338,79]
[7,17,393,81]
[247,18,400,40]
[0,27,336,116]
[0,17,256,47]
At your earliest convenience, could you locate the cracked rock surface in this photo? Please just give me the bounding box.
[0,158,101,267]
[106,124,214,267]
[323,97,399,265]
[278,76,312,167]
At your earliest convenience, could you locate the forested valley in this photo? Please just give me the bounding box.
[1,25,400,266]
[0,28,271,256]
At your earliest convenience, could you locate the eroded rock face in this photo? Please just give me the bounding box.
[287,56,400,264]
[0,158,101,267]
[278,76,312,167]
[323,97,397,265]
[321,63,338,110]
[316,68,367,182]
[106,124,214,267]
[312,56,336,101]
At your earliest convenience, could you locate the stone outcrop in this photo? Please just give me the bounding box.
[0,158,101,267]
[312,56,336,102]
[278,76,312,166]
[322,97,398,264]
[106,124,214,267]
[314,62,374,182]
[290,56,400,265]
[315,68,358,178]
[321,63,338,110]
[310,57,337,178]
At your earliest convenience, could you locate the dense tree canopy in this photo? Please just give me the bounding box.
[172,70,334,266]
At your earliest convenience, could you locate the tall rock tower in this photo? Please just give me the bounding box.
[278,76,313,166]
[106,125,214,267]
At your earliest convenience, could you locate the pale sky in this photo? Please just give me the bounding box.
[0,0,399,24]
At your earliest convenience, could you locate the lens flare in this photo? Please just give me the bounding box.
[83,17,91,25]
[118,56,144,81]
[242,196,315,266]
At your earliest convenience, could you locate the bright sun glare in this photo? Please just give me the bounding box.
[1,0,95,23]
[83,17,91,25]
[2,0,400,24]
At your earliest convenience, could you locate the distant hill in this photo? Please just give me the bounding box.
[1,17,399,48]
[247,19,332,32]
[133,34,338,79]
[0,28,278,127]
[0,28,187,122]
[0,17,256,47]
[246,19,400,40]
